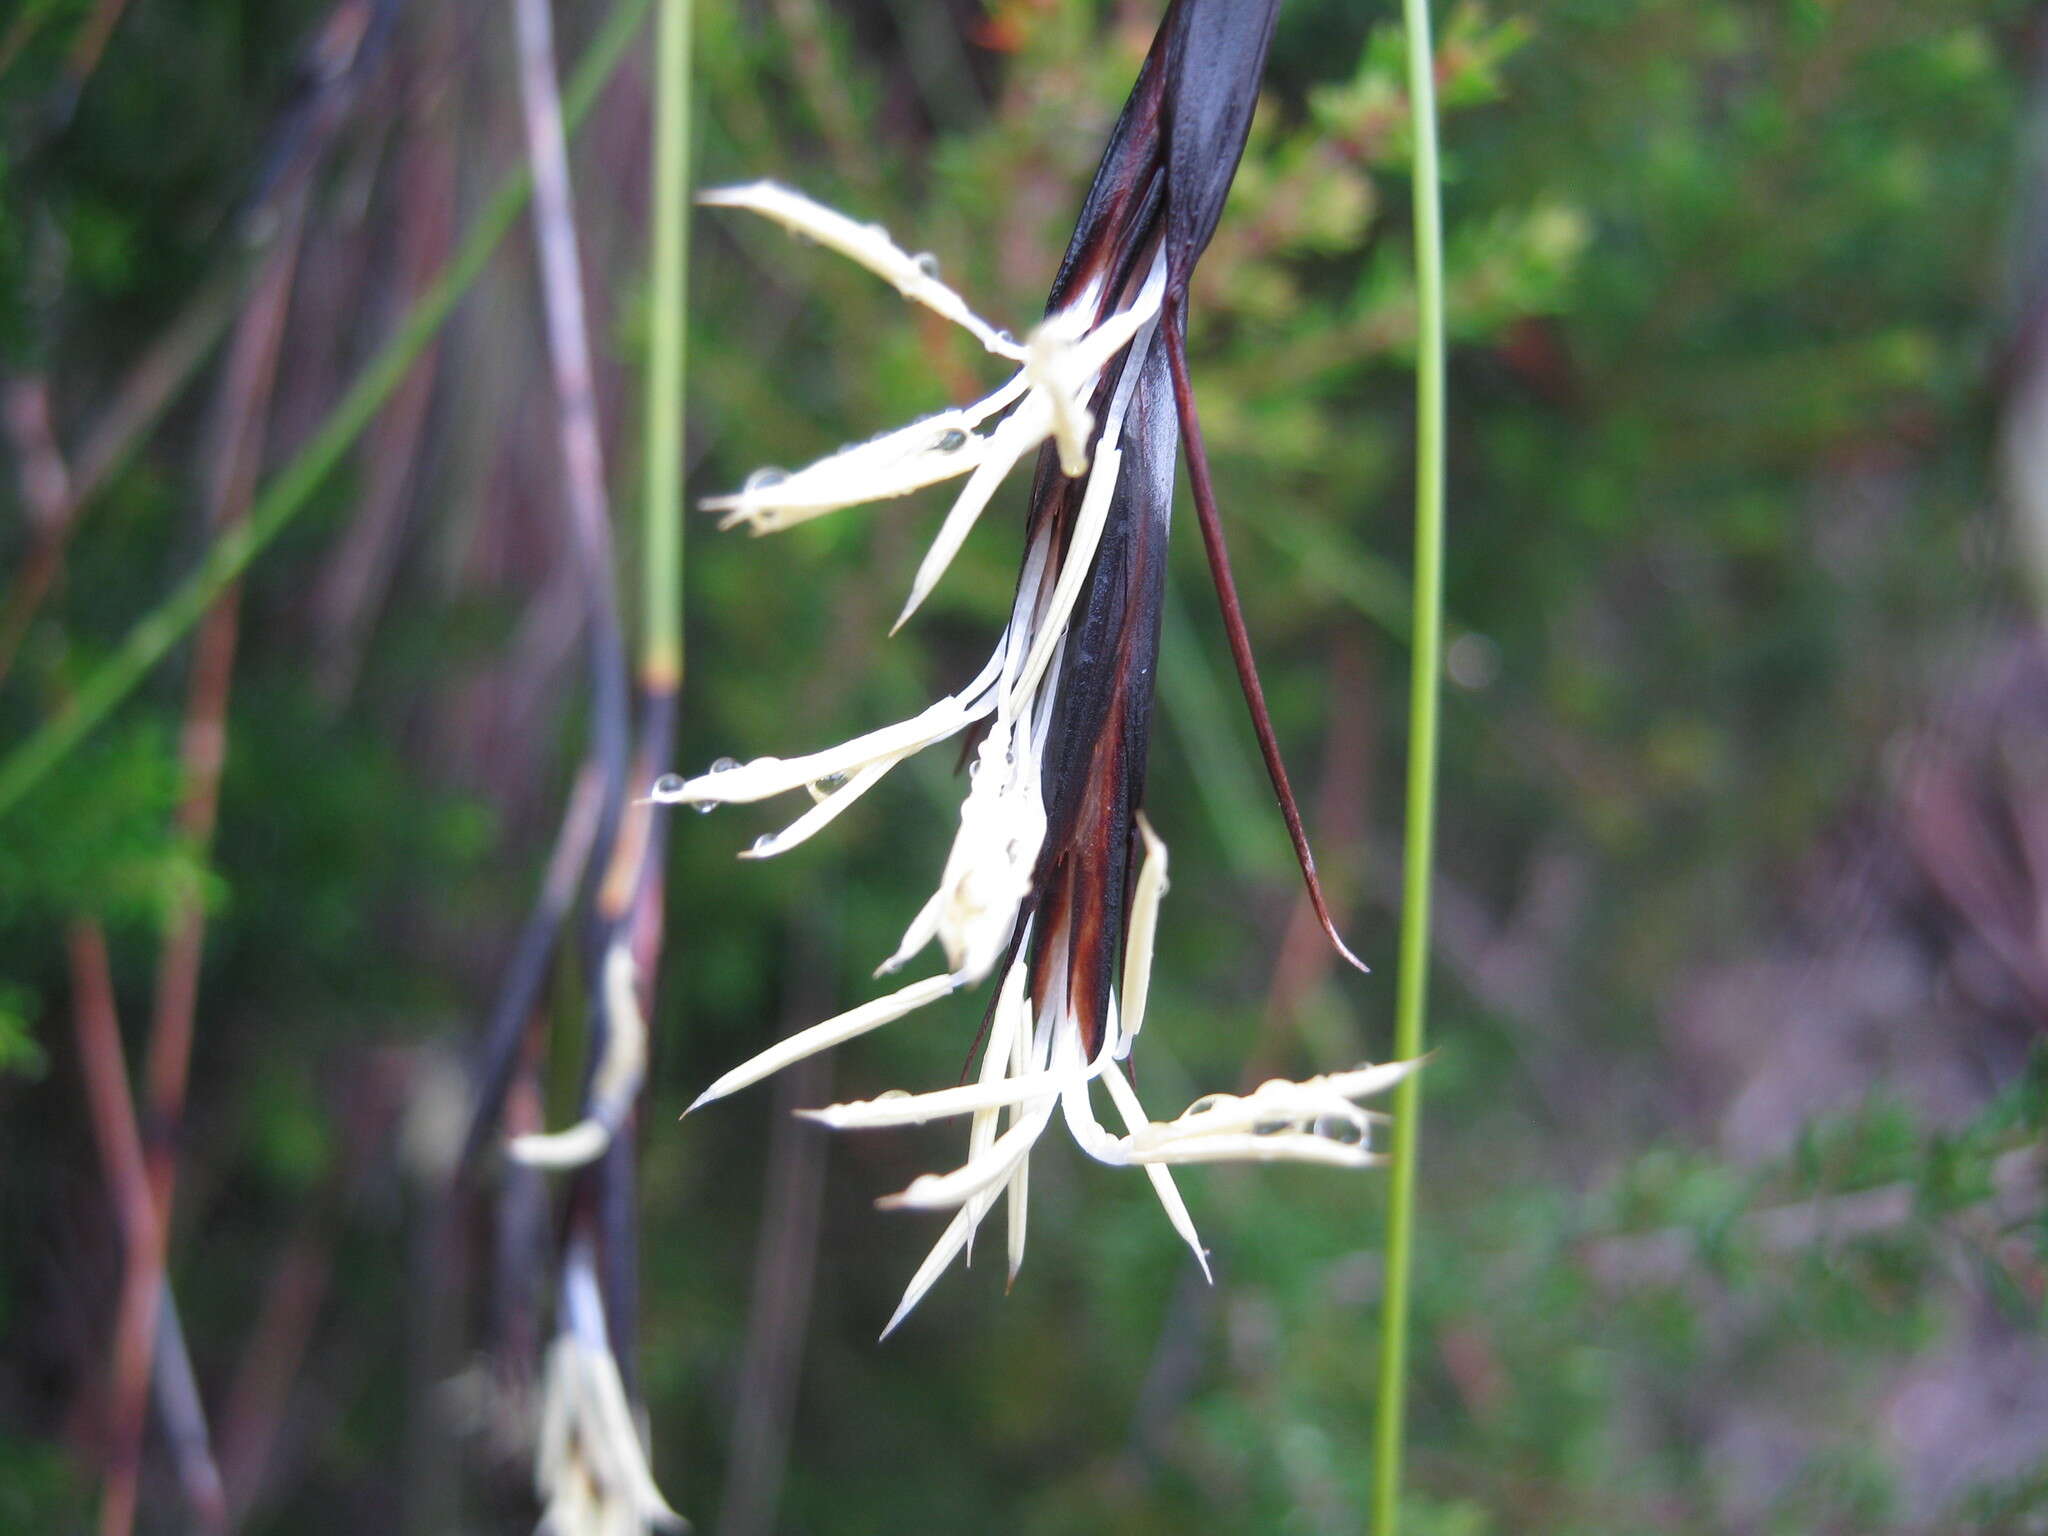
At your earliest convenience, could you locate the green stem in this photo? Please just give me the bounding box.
[0,0,654,820]
[641,0,692,687]
[1373,0,1446,1531]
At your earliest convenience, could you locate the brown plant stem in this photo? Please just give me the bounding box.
[67,923,222,1536]
[1240,632,1373,1086]
[1161,302,1367,976]
[0,275,243,686]
[89,195,305,1536]
[21,347,227,1536]
[146,197,306,1211]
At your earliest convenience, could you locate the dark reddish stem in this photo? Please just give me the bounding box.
[69,925,226,1532]
[1162,294,1367,974]
[1242,633,1373,1084]
[147,199,306,1195]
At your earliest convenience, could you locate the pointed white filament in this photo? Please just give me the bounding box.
[735,751,911,862]
[684,973,959,1114]
[651,642,1007,811]
[699,182,1028,362]
[890,395,1051,634]
[1117,813,1167,1056]
[1101,1062,1210,1281]
[702,373,1033,535]
[966,951,1031,1272]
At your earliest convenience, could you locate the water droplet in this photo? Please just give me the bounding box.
[751,833,776,854]
[912,251,941,280]
[693,801,717,816]
[744,467,789,496]
[993,329,1016,349]
[933,428,968,453]
[1313,1115,1364,1146]
[815,770,847,791]
[653,773,685,796]
[1184,1095,1224,1117]
[709,756,741,774]
[1252,1116,1294,1137]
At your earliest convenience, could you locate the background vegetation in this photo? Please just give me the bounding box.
[4,0,2047,1531]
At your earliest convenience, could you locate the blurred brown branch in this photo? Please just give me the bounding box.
[0,276,241,685]
[66,922,226,1536]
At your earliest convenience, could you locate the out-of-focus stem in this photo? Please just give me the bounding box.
[0,0,655,820]
[20,338,232,1536]
[150,1288,224,1524]
[512,0,630,829]
[106,210,305,1536]
[1372,0,1447,1531]
[642,0,692,695]
[149,191,304,1215]
[0,273,242,688]
[510,0,635,1401]
[66,923,192,1536]
[100,194,304,1536]
[461,763,606,1170]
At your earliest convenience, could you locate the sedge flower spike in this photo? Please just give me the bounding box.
[659,0,1411,1333]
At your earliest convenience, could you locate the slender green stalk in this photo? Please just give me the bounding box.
[1372,0,1446,1530]
[0,0,654,821]
[642,0,692,688]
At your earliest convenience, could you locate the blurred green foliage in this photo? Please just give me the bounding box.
[3,0,2046,1532]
